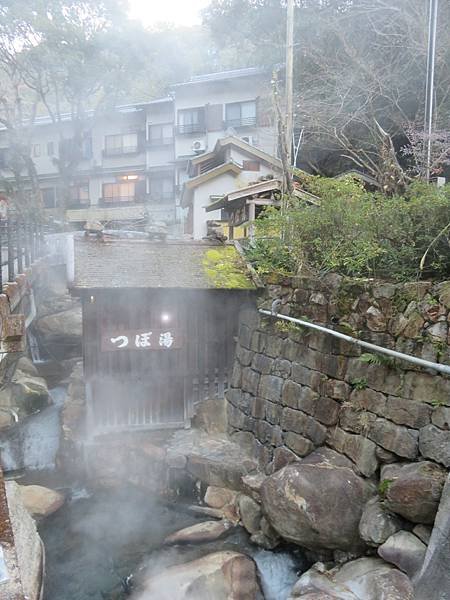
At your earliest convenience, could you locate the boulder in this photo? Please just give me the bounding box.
[359,498,403,546]
[290,558,414,600]
[0,356,50,418]
[5,481,44,600]
[382,462,446,524]
[163,520,232,545]
[378,531,426,578]
[419,425,450,468]
[35,305,82,357]
[19,484,65,518]
[137,551,263,600]
[414,474,450,600]
[261,448,375,552]
[238,494,261,535]
[204,486,237,509]
[412,524,432,545]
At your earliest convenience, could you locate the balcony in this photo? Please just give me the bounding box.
[102,146,140,157]
[176,123,206,135]
[224,116,257,129]
[147,137,174,148]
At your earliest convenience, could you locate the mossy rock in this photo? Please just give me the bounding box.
[202,247,255,289]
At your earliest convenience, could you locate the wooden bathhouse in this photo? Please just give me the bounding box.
[71,234,258,434]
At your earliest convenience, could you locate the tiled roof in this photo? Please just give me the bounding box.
[72,237,257,290]
[172,67,268,87]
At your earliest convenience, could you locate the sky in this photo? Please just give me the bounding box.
[127,0,211,28]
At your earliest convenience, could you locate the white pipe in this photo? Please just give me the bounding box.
[259,309,450,376]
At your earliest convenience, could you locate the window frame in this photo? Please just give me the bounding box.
[225,100,257,128]
[177,108,206,135]
[104,133,139,156]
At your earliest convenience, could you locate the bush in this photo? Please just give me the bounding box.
[246,177,450,281]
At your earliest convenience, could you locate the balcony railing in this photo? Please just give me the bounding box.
[147,137,174,148]
[176,123,206,135]
[102,146,140,157]
[225,116,257,128]
[0,216,45,289]
[99,196,140,206]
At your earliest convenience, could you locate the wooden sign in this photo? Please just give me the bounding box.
[101,328,181,352]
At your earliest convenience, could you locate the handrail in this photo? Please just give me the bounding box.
[259,309,450,376]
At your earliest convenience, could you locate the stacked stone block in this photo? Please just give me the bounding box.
[226,275,450,476]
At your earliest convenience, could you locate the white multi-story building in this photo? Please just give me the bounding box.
[0,67,278,236]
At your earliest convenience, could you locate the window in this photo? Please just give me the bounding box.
[243,160,260,171]
[104,133,139,156]
[177,108,205,134]
[33,144,41,157]
[102,182,136,203]
[225,101,257,128]
[42,188,56,209]
[70,183,90,207]
[149,177,174,202]
[47,141,55,156]
[148,124,173,146]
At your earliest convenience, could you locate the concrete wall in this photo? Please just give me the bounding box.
[227,274,450,475]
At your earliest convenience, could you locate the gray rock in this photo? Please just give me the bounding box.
[290,558,414,600]
[382,461,446,524]
[285,431,315,457]
[164,520,233,545]
[412,525,432,545]
[238,494,261,535]
[378,531,426,578]
[35,305,82,357]
[368,418,419,459]
[261,448,375,552]
[415,474,450,599]
[359,498,403,546]
[327,427,378,477]
[258,375,283,403]
[281,408,327,445]
[431,406,450,430]
[141,551,263,599]
[204,486,237,509]
[384,396,431,429]
[419,425,450,467]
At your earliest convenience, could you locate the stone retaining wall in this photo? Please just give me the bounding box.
[227,273,450,476]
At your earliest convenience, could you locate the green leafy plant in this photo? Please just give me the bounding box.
[245,177,450,282]
[379,479,394,497]
[351,377,368,390]
[431,398,446,408]
[359,353,396,369]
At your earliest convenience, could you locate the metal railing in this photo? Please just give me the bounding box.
[225,116,257,128]
[260,309,450,376]
[176,123,206,135]
[0,216,46,290]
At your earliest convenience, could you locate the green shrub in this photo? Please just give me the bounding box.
[246,177,450,282]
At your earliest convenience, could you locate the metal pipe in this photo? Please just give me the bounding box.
[259,309,450,376]
[424,0,439,181]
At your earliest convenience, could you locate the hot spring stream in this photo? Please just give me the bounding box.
[0,385,304,599]
[38,485,303,600]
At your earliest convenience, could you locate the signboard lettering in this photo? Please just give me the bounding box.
[102,328,181,351]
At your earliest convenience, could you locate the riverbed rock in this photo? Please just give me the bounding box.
[35,304,82,358]
[204,486,237,509]
[290,558,414,599]
[414,473,450,600]
[138,551,263,599]
[378,531,426,578]
[261,448,375,552]
[5,481,44,600]
[381,461,446,524]
[163,520,233,545]
[0,356,50,419]
[19,484,65,518]
[238,494,261,535]
[359,498,403,546]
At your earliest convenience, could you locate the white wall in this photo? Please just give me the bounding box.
[192,171,237,239]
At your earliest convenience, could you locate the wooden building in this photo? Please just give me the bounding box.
[71,234,258,434]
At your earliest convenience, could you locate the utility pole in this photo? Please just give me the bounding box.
[424,0,439,181]
[285,0,295,169]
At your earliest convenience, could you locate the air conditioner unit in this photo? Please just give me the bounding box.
[192,140,206,153]
[241,135,255,146]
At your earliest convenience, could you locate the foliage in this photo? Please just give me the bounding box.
[202,247,255,289]
[350,377,368,391]
[359,353,396,369]
[203,1,450,181]
[378,479,394,498]
[245,176,450,282]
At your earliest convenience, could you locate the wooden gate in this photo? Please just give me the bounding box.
[82,289,245,434]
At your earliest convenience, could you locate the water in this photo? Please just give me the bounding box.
[39,487,303,600]
[0,386,66,472]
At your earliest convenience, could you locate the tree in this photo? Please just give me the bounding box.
[203,0,450,188]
